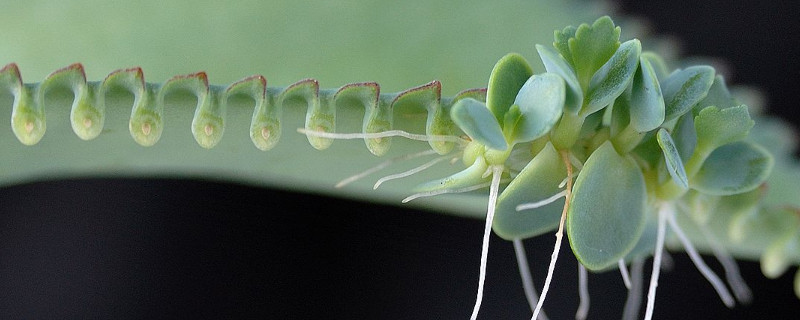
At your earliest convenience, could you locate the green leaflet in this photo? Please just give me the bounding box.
[694,105,754,156]
[657,128,689,189]
[486,53,533,124]
[584,39,641,116]
[663,66,715,121]
[507,73,565,144]
[536,44,582,114]
[565,16,621,90]
[553,25,577,68]
[629,56,665,132]
[567,141,647,270]
[493,143,567,239]
[691,141,773,196]
[671,112,697,164]
[451,98,507,151]
[413,155,488,193]
[640,51,669,81]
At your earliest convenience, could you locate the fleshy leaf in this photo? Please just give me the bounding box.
[694,105,754,154]
[662,65,715,121]
[553,25,577,67]
[672,112,697,163]
[413,155,488,192]
[568,16,621,88]
[691,141,773,196]
[493,143,567,239]
[536,44,582,114]
[584,39,641,115]
[640,51,669,81]
[657,128,689,189]
[451,98,507,150]
[567,141,647,270]
[629,56,665,132]
[507,73,565,143]
[486,53,533,123]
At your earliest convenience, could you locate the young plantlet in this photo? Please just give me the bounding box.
[2,15,798,320]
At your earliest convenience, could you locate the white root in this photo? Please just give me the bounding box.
[516,190,568,212]
[698,222,753,304]
[401,182,492,203]
[373,155,452,189]
[666,211,735,308]
[619,259,632,290]
[644,203,669,320]
[297,127,468,145]
[513,239,549,320]
[469,166,504,320]
[622,258,644,320]
[576,264,590,320]
[335,149,438,188]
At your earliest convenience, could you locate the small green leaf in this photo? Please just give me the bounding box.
[553,25,577,67]
[536,44,582,114]
[694,105,754,154]
[584,39,641,115]
[486,53,533,123]
[691,141,773,196]
[414,155,488,192]
[663,66,715,121]
[493,143,567,239]
[640,51,669,81]
[567,141,647,270]
[507,73,565,143]
[568,16,621,88]
[629,56,665,132]
[451,98,507,151]
[656,128,689,189]
[672,113,697,163]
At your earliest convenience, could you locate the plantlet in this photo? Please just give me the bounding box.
[1,4,799,319]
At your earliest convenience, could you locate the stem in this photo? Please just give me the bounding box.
[550,112,584,150]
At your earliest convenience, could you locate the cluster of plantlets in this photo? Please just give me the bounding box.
[1,15,798,320]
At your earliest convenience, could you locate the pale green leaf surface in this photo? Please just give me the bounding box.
[629,56,665,132]
[509,73,565,143]
[567,16,621,89]
[536,44,582,114]
[567,141,647,270]
[451,98,507,151]
[584,39,641,115]
[691,141,773,196]
[486,53,533,124]
[657,128,688,189]
[493,143,566,239]
[694,105,754,154]
[663,66,715,121]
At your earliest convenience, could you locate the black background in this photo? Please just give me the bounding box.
[0,1,798,319]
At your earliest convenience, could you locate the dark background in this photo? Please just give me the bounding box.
[1,1,798,319]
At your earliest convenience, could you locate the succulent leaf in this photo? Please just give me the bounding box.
[567,141,647,270]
